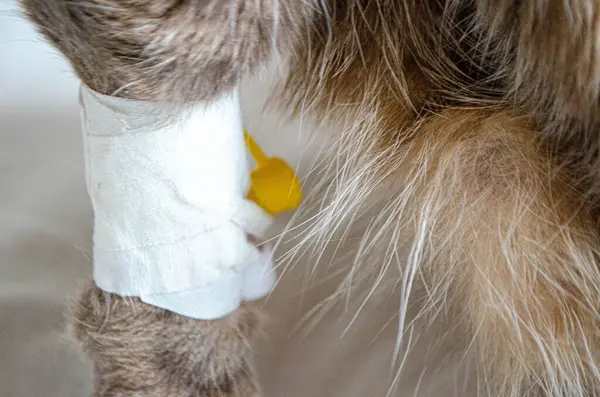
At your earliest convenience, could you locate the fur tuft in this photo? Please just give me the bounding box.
[279,2,600,396]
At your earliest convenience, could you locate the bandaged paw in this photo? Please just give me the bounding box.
[80,85,275,320]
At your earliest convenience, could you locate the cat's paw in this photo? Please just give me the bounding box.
[69,282,265,396]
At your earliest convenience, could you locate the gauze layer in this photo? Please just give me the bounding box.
[79,85,275,319]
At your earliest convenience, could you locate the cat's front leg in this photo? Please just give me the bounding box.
[71,283,264,397]
[20,1,310,395]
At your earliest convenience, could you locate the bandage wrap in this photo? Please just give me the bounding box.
[80,86,274,319]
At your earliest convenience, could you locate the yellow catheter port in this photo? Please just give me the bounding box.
[244,131,303,216]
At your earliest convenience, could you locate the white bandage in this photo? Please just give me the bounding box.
[79,85,275,320]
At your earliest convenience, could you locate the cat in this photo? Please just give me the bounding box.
[21,1,600,396]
